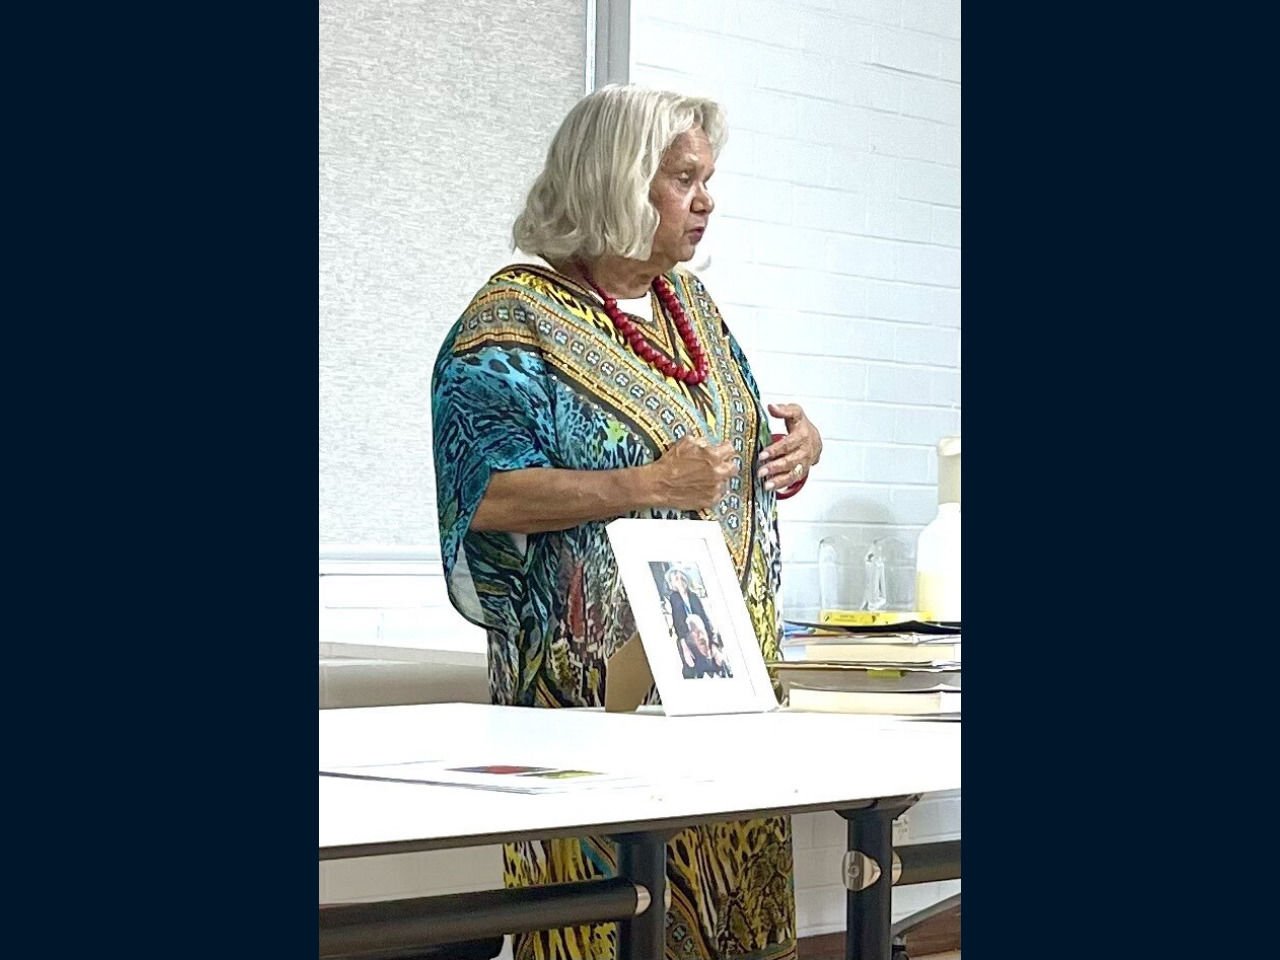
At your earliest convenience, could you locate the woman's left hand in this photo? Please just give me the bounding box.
[758,403,823,492]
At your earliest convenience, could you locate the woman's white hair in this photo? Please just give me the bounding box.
[513,84,727,262]
[664,567,690,590]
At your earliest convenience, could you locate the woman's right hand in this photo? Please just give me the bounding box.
[648,436,738,510]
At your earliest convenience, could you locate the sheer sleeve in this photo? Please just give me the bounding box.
[430,315,555,630]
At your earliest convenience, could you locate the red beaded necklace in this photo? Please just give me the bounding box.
[579,269,709,385]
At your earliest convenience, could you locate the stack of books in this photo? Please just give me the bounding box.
[775,617,960,718]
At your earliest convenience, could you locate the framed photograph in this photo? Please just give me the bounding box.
[606,518,778,716]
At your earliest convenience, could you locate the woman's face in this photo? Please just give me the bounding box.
[647,127,715,269]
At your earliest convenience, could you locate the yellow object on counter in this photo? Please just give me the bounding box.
[818,609,928,626]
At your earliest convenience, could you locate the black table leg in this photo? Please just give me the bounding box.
[838,797,918,960]
[611,830,671,960]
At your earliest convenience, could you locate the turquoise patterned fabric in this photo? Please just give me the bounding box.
[430,262,795,960]
[431,263,785,706]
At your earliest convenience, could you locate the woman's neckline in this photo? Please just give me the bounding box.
[518,256,660,315]
[524,255,667,304]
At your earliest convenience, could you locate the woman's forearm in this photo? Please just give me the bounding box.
[470,466,660,534]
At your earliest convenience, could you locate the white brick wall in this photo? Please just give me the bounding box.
[631,0,961,623]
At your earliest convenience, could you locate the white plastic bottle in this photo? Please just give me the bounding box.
[915,437,961,621]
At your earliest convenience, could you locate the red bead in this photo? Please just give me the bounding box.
[580,268,713,385]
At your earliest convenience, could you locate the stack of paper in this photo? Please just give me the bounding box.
[776,620,961,718]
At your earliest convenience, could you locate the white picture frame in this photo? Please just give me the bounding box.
[606,518,778,716]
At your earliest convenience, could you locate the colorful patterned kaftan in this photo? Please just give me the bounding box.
[431,263,795,960]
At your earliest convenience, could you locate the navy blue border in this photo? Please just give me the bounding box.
[207,12,318,954]
[70,9,321,954]
[958,7,1193,956]
[11,4,317,951]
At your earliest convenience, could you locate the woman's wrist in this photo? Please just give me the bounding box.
[627,463,661,510]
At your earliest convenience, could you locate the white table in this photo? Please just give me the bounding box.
[319,703,960,960]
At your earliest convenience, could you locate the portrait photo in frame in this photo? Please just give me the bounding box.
[606,518,778,716]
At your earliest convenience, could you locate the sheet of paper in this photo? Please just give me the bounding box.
[320,756,728,796]
[320,758,651,794]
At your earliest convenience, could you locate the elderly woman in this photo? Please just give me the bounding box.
[432,85,822,960]
[683,613,733,679]
[664,566,714,653]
